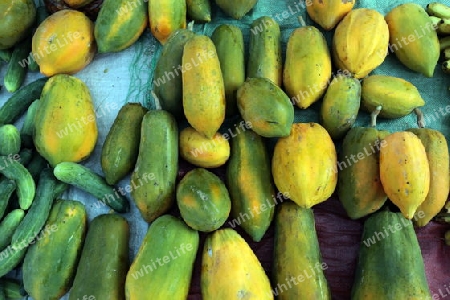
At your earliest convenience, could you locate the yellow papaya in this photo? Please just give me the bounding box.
[201,228,273,299]
[182,35,225,139]
[148,0,186,45]
[94,0,148,53]
[379,131,430,219]
[332,8,389,78]
[179,126,230,168]
[272,123,337,208]
[284,26,332,109]
[407,128,450,226]
[306,0,355,31]
[385,3,440,77]
[361,75,425,119]
[33,74,98,167]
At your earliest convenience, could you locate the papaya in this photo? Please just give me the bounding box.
[385,3,440,77]
[33,74,98,167]
[284,26,332,109]
[211,24,245,116]
[130,110,178,223]
[101,103,147,185]
[179,126,230,168]
[226,127,276,242]
[320,74,361,140]
[0,0,36,49]
[332,8,389,78]
[186,0,211,22]
[407,128,449,226]
[94,0,148,53]
[337,127,389,219]
[351,210,432,299]
[361,75,425,119]
[23,200,87,300]
[237,77,294,138]
[214,0,257,19]
[273,202,331,299]
[176,168,231,232]
[272,123,337,208]
[153,29,195,119]
[306,0,355,30]
[247,16,282,87]
[32,9,96,76]
[379,131,430,219]
[148,0,186,45]
[63,0,94,8]
[201,228,273,299]
[182,34,225,139]
[125,215,199,300]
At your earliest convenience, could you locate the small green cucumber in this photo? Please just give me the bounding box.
[0,209,25,250]
[23,199,87,300]
[3,37,31,93]
[0,155,35,210]
[0,244,27,277]
[53,162,129,213]
[247,16,282,86]
[0,278,27,299]
[0,77,48,125]
[25,151,48,182]
[186,0,211,22]
[0,178,16,220]
[0,124,21,156]
[0,49,12,63]
[11,168,56,249]
[17,148,33,165]
[69,213,129,300]
[20,99,40,148]
[0,287,4,300]
[101,102,147,185]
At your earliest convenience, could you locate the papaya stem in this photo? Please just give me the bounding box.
[370,106,382,127]
[414,108,425,128]
[150,89,162,109]
[187,21,195,31]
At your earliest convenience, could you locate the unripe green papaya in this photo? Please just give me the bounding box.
[248,16,282,86]
[215,0,257,19]
[186,0,211,22]
[211,24,245,116]
[385,3,440,77]
[237,77,294,138]
[177,168,231,232]
[361,75,425,119]
[320,75,361,140]
[337,127,389,219]
[153,29,196,119]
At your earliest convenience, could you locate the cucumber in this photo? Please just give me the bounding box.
[0,124,21,156]
[53,182,68,198]
[69,213,129,300]
[11,168,56,250]
[0,279,27,299]
[28,7,50,72]
[0,156,35,210]
[25,152,48,182]
[0,209,25,250]
[17,148,33,166]
[0,287,4,300]
[0,179,16,220]
[23,200,87,300]
[0,50,12,63]
[53,162,129,213]
[0,245,27,277]
[3,37,31,93]
[0,77,48,125]
[20,99,40,148]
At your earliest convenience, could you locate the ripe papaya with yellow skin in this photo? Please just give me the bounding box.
[179,126,230,168]
[149,0,186,45]
[306,0,355,30]
[407,128,449,226]
[379,131,430,219]
[332,8,389,79]
[272,123,337,208]
[284,26,332,109]
[385,3,439,77]
[94,0,148,53]
[33,74,98,167]
[361,75,425,119]
[337,127,389,219]
[182,35,225,139]
[201,228,273,300]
